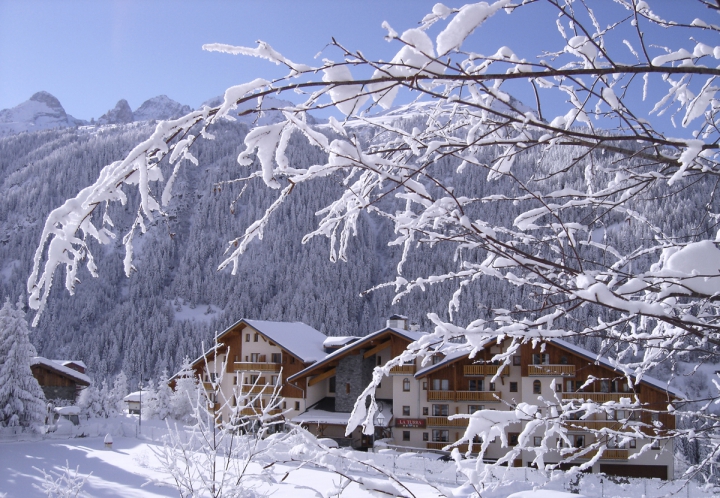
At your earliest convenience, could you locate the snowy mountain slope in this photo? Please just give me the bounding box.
[132,95,192,122]
[97,99,134,125]
[0,91,86,136]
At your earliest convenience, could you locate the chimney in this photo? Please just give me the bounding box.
[387,315,408,330]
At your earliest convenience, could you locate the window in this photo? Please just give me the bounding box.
[468,405,484,414]
[432,430,449,442]
[377,356,382,366]
[432,379,449,391]
[403,406,411,416]
[283,401,287,409]
[508,433,520,446]
[403,378,411,392]
[555,382,562,392]
[513,356,521,366]
[534,436,542,447]
[210,372,217,381]
[246,333,250,342]
[560,355,568,364]
[248,374,258,385]
[574,435,585,448]
[432,355,443,365]
[250,353,260,362]
[270,375,278,386]
[629,439,636,449]
[329,376,336,393]
[533,380,541,394]
[566,380,574,392]
[422,381,427,390]
[489,382,496,392]
[600,380,610,393]
[403,431,410,441]
[432,404,449,416]
[271,353,282,364]
[232,396,237,407]
[422,432,429,441]
[422,407,428,416]
[254,333,259,342]
[290,356,295,364]
[233,376,237,385]
[509,382,518,392]
[234,355,239,362]
[346,383,351,394]
[469,379,484,391]
[294,401,300,411]
[532,354,549,365]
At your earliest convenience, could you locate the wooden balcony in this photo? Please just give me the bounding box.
[234,362,281,372]
[563,420,622,430]
[427,391,501,402]
[427,417,469,427]
[390,365,416,375]
[237,407,282,417]
[426,442,469,452]
[456,391,501,402]
[601,449,628,460]
[240,384,274,394]
[562,392,633,403]
[464,365,510,376]
[528,364,576,376]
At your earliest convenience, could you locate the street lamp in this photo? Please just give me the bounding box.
[372,411,386,451]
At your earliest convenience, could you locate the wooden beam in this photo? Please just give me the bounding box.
[363,340,392,359]
[308,367,336,387]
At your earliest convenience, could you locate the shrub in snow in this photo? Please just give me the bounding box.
[33,461,91,498]
[0,299,46,430]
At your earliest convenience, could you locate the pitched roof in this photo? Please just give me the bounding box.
[31,357,91,386]
[240,319,327,363]
[413,337,685,398]
[288,327,427,382]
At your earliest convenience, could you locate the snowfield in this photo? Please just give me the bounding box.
[0,421,717,498]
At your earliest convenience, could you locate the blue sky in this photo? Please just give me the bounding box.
[0,1,714,123]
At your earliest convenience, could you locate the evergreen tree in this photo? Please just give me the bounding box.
[171,357,199,422]
[156,370,172,420]
[109,371,128,416]
[0,299,46,430]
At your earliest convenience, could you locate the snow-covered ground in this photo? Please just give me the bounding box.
[0,418,717,498]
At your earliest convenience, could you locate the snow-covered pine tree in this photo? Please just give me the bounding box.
[78,382,103,420]
[0,299,46,430]
[141,379,158,420]
[109,371,128,416]
[171,357,199,422]
[156,369,172,420]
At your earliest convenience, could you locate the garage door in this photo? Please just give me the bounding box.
[600,464,667,480]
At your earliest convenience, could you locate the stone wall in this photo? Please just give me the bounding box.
[335,352,375,412]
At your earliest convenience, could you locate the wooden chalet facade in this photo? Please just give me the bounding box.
[31,357,91,403]
[179,316,680,480]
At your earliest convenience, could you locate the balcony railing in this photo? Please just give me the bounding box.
[427,416,469,427]
[463,365,510,376]
[563,420,622,430]
[427,391,501,402]
[426,442,469,452]
[562,392,633,403]
[528,364,576,376]
[237,407,282,417]
[240,384,274,394]
[390,365,416,375]
[601,449,629,460]
[234,362,281,372]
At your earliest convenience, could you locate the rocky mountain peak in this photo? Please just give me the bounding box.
[97,99,134,125]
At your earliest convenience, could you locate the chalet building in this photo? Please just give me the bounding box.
[183,316,680,480]
[31,357,91,402]
[181,319,328,423]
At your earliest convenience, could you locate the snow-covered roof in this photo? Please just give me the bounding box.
[54,406,80,415]
[322,336,359,348]
[31,357,91,386]
[53,360,87,370]
[124,391,143,403]
[550,339,686,398]
[291,409,353,426]
[289,327,427,382]
[237,319,328,363]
